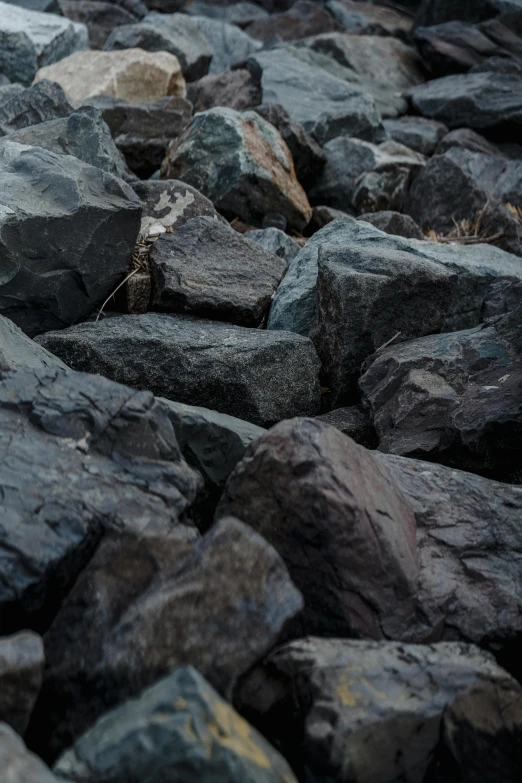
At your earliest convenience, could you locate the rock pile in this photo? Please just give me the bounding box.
[1,0,522,780]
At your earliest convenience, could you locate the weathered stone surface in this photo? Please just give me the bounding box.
[406,71,522,132]
[0,632,44,735]
[0,365,200,634]
[414,20,513,76]
[54,665,298,783]
[326,0,413,38]
[0,141,141,337]
[314,244,455,403]
[315,405,378,448]
[247,47,383,144]
[238,638,522,783]
[383,115,448,156]
[0,1,87,86]
[59,0,138,50]
[483,278,522,318]
[30,517,303,758]
[0,79,73,136]
[244,227,300,264]
[305,204,352,235]
[149,216,287,326]
[161,106,311,232]
[246,0,343,41]
[0,723,62,783]
[0,314,68,372]
[359,210,424,239]
[106,14,212,81]
[435,126,508,156]
[360,305,522,479]
[86,94,191,178]
[186,1,269,28]
[191,68,261,113]
[5,106,128,178]
[415,0,522,28]
[309,137,425,214]
[36,313,322,427]
[190,15,261,74]
[34,48,186,103]
[133,179,221,237]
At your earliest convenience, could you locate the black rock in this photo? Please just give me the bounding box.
[58,0,139,49]
[0,632,44,735]
[358,210,424,239]
[132,179,222,236]
[315,404,378,448]
[0,79,72,136]
[414,21,512,76]
[383,115,448,156]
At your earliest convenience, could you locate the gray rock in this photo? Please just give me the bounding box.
[132,179,222,237]
[268,216,522,337]
[406,71,522,131]
[305,204,353,235]
[58,0,138,50]
[246,0,343,42]
[383,115,448,156]
[244,227,301,263]
[359,211,424,239]
[185,1,269,28]
[54,665,298,783]
[483,278,522,318]
[190,15,261,74]
[0,365,200,634]
[36,313,322,427]
[0,79,73,135]
[108,15,212,81]
[161,106,312,232]
[0,1,87,86]
[247,47,383,144]
[414,0,522,27]
[309,137,425,214]
[471,53,522,73]
[314,243,455,404]
[0,723,63,783]
[435,126,507,156]
[149,216,287,326]
[238,638,522,783]
[4,0,61,11]
[326,0,413,38]
[190,68,262,113]
[31,517,303,758]
[0,632,44,735]
[360,305,522,479]
[315,404,378,448]
[0,314,68,372]
[5,106,128,178]
[0,141,141,337]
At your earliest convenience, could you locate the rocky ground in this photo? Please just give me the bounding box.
[1,0,522,780]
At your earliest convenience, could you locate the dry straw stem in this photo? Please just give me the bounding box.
[424,201,508,245]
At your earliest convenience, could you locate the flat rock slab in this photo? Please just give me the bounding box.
[36,313,322,427]
[149,216,287,326]
[0,631,44,735]
[34,47,186,104]
[0,0,87,85]
[54,665,297,783]
[0,140,141,337]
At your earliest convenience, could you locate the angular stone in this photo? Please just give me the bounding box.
[36,313,322,427]
[190,68,262,113]
[244,227,301,263]
[435,126,507,156]
[30,517,303,759]
[0,1,87,86]
[246,0,343,41]
[34,48,186,104]
[133,179,222,238]
[161,106,311,232]
[0,723,62,783]
[0,632,44,735]
[190,15,261,74]
[238,638,522,783]
[359,210,424,239]
[0,79,73,135]
[414,20,511,76]
[326,0,413,38]
[247,47,383,144]
[305,204,353,235]
[315,404,378,448]
[383,115,448,156]
[149,216,287,326]
[59,0,138,50]
[0,314,68,373]
[106,15,212,81]
[54,666,298,783]
[414,0,522,28]
[185,1,269,28]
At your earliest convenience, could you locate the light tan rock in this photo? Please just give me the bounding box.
[33,48,186,103]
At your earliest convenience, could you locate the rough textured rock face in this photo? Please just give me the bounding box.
[360,306,522,479]
[315,405,378,448]
[0,80,73,135]
[30,517,303,759]
[0,141,141,337]
[36,313,322,427]
[0,315,68,372]
[383,115,448,156]
[326,0,413,38]
[238,638,522,783]
[58,0,139,50]
[0,366,200,634]
[244,227,301,263]
[247,48,383,144]
[161,106,311,232]
[190,68,262,113]
[54,666,298,783]
[246,0,343,41]
[34,48,186,103]
[359,210,424,239]
[0,632,44,735]
[133,179,222,236]
[190,15,262,74]
[186,1,269,28]
[0,723,62,783]
[149,216,287,326]
[0,1,87,85]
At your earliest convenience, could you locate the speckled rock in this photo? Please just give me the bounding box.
[383,116,448,156]
[132,178,222,236]
[244,227,301,264]
[0,79,73,136]
[0,315,68,373]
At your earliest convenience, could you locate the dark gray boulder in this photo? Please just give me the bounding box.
[315,404,378,448]
[325,0,413,38]
[30,517,303,759]
[383,115,448,156]
[132,179,222,237]
[0,723,63,783]
[244,227,301,264]
[190,68,262,114]
[36,313,322,427]
[305,204,353,235]
[58,0,139,50]
[0,632,44,735]
[185,1,269,29]
[0,314,68,372]
[359,211,424,239]
[0,141,142,337]
[245,0,343,42]
[54,665,298,783]
[190,15,261,74]
[149,216,287,326]
[0,79,73,135]
[360,305,522,479]
[414,0,522,28]
[435,126,507,156]
[238,637,522,783]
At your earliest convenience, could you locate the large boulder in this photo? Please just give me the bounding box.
[0,365,200,634]
[54,665,298,783]
[0,141,141,337]
[0,723,63,783]
[34,48,186,104]
[238,637,522,783]
[0,80,73,136]
[0,1,87,85]
[0,632,44,735]
[247,48,383,144]
[36,313,322,427]
[29,517,303,759]
[161,107,311,232]
[190,15,261,74]
[360,305,522,479]
[149,216,287,326]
